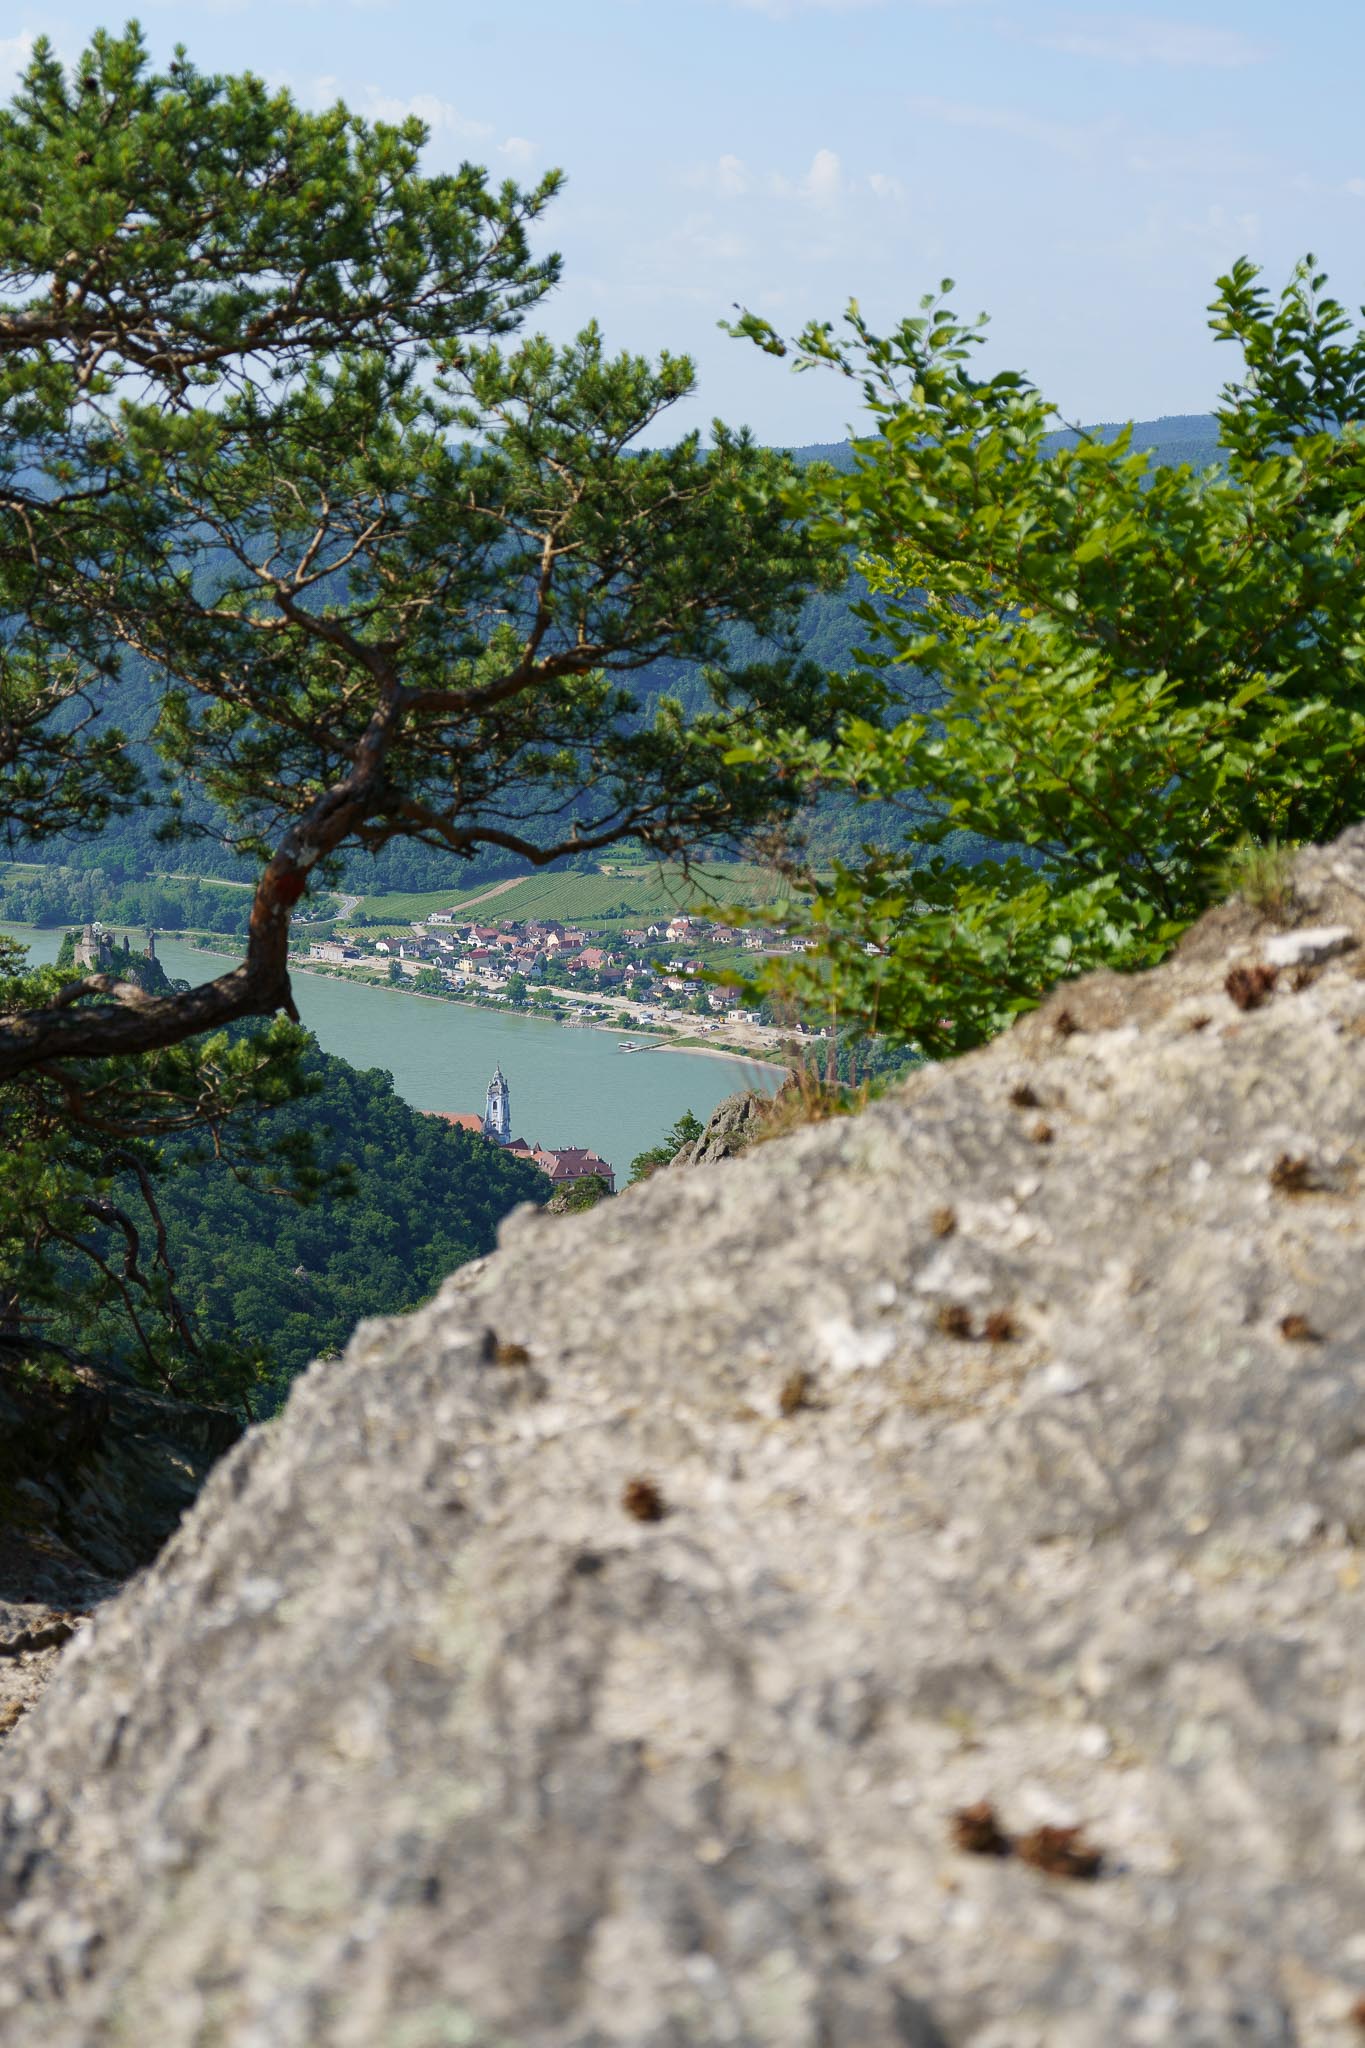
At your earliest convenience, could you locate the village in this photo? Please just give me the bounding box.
[300,902,825,1061]
[424,1064,618,1199]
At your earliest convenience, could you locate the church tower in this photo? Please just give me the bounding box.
[483,1064,512,1145]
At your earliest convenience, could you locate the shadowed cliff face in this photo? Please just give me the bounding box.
[3,832,1365,2047]
[0,1368,241,1746]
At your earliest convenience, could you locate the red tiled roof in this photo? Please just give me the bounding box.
[421,1115,613,1184]
[534,1146,614,1183]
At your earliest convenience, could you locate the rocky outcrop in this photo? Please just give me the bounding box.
[0,1363,240,1745]
[5,832,1365,2045]
[670,1085,774,1165]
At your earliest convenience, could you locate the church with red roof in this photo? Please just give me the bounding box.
[424,1066,615,1194]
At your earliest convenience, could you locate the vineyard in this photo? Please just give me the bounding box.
[356,861,812,931]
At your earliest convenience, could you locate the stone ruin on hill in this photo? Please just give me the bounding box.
[3,831,1365,2045]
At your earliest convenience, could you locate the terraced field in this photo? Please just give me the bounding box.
[357,861,808,930]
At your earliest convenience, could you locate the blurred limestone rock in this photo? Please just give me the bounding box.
[5,832,1365,2045]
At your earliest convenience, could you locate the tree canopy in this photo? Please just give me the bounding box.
[0,25,846,1082]
[628,1108,704,1182]
[0,26,855,1396]
[0,930,314,1404]
[726,259,1365,1052]
[148,1044,549,1411]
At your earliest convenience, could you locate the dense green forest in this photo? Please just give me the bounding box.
[0,863,257,934]
[11,417,1225,898]
[148,1043,548,1410]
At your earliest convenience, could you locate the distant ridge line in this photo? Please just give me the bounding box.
[783,412,1222,469]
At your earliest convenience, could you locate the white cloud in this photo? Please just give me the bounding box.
[672,211,750,264]
[690,143,895,217]
[1034,14,1269,69]
[498,136,537,168]
[0,33,35,94]
[800,146,845,206]
[1346,177,1365,199]
[1124,132,1264,180]
[716,152,751,196]
[909,94,1100,156]
[1168,200,1262,250]
[913,93,1271,203]
[362,89,492,144]
[769,147,847,203]
[684,153,757,198]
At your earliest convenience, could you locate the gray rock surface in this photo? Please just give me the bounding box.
[670,1087,773,1166]
[5,832,1365,2045]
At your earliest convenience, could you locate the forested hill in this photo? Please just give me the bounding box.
[17,416,1222,896]
[784,413,1222,472]
[1039,413,1223,466]
[151,1043,549,1411]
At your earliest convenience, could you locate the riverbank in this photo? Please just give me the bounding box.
[11,919,797,1074]
[647,1037,789,1078]
[2,923,784,1173]
[290,957,785,1070]
[279,942,796,1069]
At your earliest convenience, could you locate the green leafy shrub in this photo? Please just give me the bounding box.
[628,1110,704,1183]
[727,258,1365,1054]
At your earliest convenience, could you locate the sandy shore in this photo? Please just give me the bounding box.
[650,1038,790,1079]
[531,1008,790,1077]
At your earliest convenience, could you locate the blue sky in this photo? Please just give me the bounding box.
[5,2,1364,445]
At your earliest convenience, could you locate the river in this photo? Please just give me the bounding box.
[2,925,783,1177]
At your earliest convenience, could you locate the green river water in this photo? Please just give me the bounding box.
[2,924,782,1178]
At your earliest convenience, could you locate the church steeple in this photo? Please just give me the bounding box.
[483,1064,511,1144]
